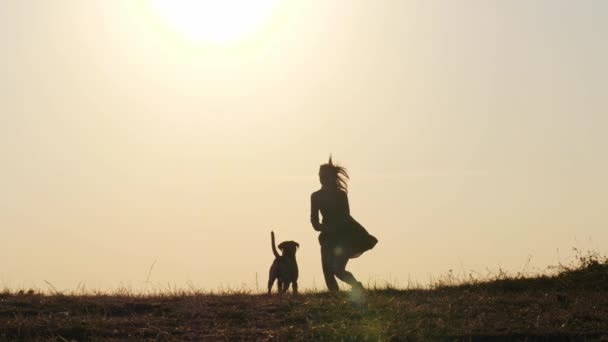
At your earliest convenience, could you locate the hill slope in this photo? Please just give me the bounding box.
[1,263,608,341]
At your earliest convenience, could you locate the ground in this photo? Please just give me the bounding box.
[1,261,607,341]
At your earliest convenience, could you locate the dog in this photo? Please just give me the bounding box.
[268,231,299,294]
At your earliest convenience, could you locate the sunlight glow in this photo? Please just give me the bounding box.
[151,0,281,45]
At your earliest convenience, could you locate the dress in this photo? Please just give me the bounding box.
[310,189,378,258]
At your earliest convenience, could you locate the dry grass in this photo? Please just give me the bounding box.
[1,251,608,341]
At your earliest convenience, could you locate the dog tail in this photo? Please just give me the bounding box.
[271,231,280,258]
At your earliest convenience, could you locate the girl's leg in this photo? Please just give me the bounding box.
[332,254,363,289]
[321,245,339,292]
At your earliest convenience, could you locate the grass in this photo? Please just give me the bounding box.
[1,251,607,341]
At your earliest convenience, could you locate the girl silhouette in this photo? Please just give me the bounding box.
[310,156,378,292]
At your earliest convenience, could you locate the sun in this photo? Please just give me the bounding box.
[151,0,281,45]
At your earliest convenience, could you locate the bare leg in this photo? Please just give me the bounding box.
[333,253,362,289]
[321,245,339,292]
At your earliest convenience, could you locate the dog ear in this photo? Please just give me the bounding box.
[295,242,300,249]
[278,242,286,251]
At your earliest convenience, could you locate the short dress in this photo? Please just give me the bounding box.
[311,189,378,258]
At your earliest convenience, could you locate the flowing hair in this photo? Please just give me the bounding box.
[319,155,350,193]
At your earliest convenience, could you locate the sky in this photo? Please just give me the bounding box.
[1,0,607,291]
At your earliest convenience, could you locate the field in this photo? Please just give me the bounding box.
[2,255,608,341]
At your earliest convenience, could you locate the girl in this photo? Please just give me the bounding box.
[310,156,378,292]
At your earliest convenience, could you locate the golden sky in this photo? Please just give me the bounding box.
[1,0,607,291]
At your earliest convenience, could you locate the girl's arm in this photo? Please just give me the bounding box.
[311,193,322,231]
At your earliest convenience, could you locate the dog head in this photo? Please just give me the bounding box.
[278,241,299,257]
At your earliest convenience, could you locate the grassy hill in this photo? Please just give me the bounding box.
[2,254,608,341]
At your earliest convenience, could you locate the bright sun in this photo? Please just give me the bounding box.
[151,0,281,45]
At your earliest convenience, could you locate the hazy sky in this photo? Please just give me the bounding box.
[1,0,607,291]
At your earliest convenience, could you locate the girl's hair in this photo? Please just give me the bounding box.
[319,155,350,193]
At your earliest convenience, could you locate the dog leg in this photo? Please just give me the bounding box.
[267,276,276,294]
[292,281,298,294]
[283,281,291,293]
[277,279,283,294]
